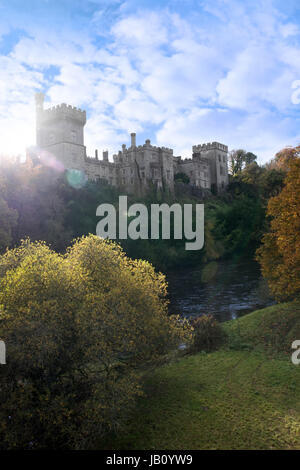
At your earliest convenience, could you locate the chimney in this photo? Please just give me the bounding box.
[103,150,109,161]
[131,133,136,147]
[95,149,98,160]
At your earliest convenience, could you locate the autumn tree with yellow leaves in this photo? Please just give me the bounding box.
[256,156,300,301]
[0,235,191,449]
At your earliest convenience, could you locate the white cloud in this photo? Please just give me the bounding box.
[0,55,43,154]
[111,11,169,48]
[1,0,300,162]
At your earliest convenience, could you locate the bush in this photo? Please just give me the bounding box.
[0,235,192,449]
[191,314,226,353]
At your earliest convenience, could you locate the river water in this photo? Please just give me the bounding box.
[166,259,275,323]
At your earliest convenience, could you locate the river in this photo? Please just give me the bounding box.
[167,258,275,322]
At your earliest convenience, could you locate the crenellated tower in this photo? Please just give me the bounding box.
[192,142,229,192]
[35,93,87,171]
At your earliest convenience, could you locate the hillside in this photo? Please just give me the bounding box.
[102,303,300,450]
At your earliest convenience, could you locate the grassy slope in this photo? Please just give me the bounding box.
[103,302,300,450]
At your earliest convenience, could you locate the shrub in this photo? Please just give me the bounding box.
[0,235,192,449]
[191,314,226,353]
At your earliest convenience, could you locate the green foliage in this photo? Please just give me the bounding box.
[223,302,300,355]
[0,164,72,251]
[0,235,191,449]
[0,197,17,251]
[190,314,226,352]
[229,163,285,202]
[0,154,286,270]
[174,172,190,184]
[213,195,265,256]
[229,149,257,175]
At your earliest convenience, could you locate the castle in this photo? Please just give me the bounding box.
[33,93,229,194]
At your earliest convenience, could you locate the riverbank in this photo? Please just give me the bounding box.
[167,258,274,321]
[102,302,300,450]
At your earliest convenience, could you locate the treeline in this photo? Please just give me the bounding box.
[0,151,287,271]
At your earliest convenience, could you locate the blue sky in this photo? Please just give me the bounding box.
[1,0,300,162]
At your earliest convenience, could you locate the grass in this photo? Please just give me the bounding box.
[102,302,300,450]
[223,301,300,355]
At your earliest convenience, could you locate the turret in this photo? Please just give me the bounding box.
[130,133,136,148]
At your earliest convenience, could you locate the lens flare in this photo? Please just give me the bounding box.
[66,169,88,189]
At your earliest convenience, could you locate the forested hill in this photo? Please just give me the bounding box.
[0,154,286,271]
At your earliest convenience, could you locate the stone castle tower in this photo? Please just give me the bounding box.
[35,93,86,171]
[33,93,229,194]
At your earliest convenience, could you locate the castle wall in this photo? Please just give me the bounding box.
[174,156,211,190]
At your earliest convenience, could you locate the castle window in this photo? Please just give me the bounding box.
[71,130,77,143]
[218,155,221,162]
[223,155,226,163]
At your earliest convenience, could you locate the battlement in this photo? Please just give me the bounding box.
[41,103,86,124]
[85,155,102,165]
[192,142,228,153]
[85,150,113,165]
[125,135,173,154]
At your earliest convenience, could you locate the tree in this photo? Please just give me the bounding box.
[256,157,300,301]
[174,172,190,184]
[0,235,191,449]
[258,168,285,199]
[0,197,17,251]
[214,195,265,255]
[0,163,72,251]
[266,145,300,172]
[229,149,257,175]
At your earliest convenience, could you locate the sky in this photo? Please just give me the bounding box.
[1,0,300,163]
